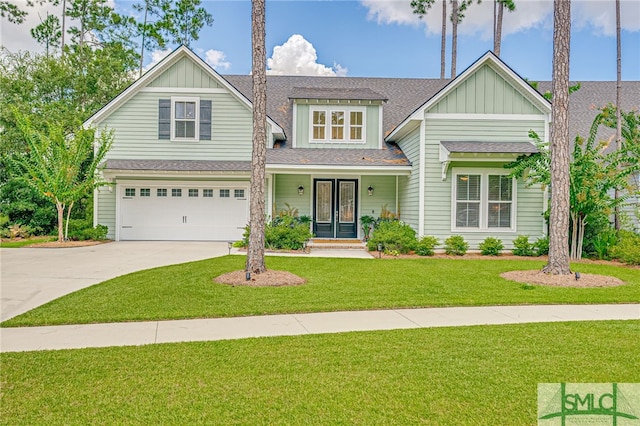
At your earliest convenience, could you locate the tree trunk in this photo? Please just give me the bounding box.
[440,0,447,79]
[64,200,74,241]
[60,0,66,52]
[139,0,149,77]
[570,212,577,260]
[56,200,65,242]
[493,0,497,53]
[543,0,571,275]
[246,0,267,275]
[495,1,504,56]
[450,0,458,78]
[614,0,622,230]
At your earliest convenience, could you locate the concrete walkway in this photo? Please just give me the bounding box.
[1,304,638,353]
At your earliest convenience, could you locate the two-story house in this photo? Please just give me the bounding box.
[86,45,638,247]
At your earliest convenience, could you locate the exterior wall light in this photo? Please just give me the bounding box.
[367,185,374,196]
[298,185,304,196]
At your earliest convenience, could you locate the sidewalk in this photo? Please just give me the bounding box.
[1,304,638,353]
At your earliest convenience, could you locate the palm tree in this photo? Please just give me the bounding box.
[493,0,515,56]
[543,0,572,275]
[246,0,267,276]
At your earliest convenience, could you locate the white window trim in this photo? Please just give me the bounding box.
[309,106,366,144]
[451,168,517,233]
[171,96,200,142]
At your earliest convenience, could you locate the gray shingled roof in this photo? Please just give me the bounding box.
[441,141,538,154]
[224,75,639,150]
[289,87,387,101]
[267,142,410,167]
[224,75,450,141]
[103,159,251,172]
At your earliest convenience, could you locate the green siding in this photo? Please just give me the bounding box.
[294,104,380,149]
[96,186,116,239]
[428,64,544,115]
[360,176,397,219]
[396,128,421,230]
[101,91,253,161]
[422,117,547,248]
[273,174,311,218]
[148,57,222,89]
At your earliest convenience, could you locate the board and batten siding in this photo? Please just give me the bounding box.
[396,128,421,230]
[293,103,381,149]
[148,56,222,89]
[99,90,254,161]
[422,116,547,249]
[427,64,545,115]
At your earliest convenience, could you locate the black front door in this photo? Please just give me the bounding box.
[313,179,357,239]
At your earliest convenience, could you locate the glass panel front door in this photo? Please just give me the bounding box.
[313,179,357,239]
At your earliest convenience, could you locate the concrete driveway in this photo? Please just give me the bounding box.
[0,241,230,322]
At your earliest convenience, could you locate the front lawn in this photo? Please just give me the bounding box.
[1,320,638,424]
[0,236,57,248]
[2,256,639,327]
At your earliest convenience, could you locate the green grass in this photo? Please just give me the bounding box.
[1,321,638,425]
[3,256,639,327]
[0,236,56,248]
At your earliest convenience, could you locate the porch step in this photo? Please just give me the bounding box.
[308,239,367,250]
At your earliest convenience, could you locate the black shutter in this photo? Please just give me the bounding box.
[199,100,212,140]
[158,99,171,139]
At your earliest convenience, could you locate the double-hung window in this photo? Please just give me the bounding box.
[172,97,198,141]
[453,170,515,231]
[310,107,365,143]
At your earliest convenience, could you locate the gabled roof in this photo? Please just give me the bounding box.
[84,45,284,139]
[385,51,552,142]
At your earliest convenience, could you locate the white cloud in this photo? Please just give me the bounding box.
[204,49,231,71]
[266,34,346,76]
[360,0,638,39]
[142,48,172,73]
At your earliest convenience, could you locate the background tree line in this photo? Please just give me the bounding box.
[0,0,213,240]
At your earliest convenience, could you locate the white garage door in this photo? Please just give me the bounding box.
[119,182,249,241]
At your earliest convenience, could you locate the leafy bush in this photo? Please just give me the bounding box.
[478,237,504,256]
[0,178,56,235]
[444,235,468,256]
[66,219,108,241]
[534,236,549,256]
[512,235,535,256]
[243,215,313,250]
[367,220,417,254]
[590,229,617,260]
[415,236,439,256]
[1,223,33,238]
[610,231,640,265]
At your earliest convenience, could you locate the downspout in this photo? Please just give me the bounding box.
[418,120,426,237]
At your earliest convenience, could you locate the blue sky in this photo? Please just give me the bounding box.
[1,0,639,81]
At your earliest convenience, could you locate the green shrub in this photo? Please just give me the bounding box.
[610,231,640,265]
[590,229,617,260]
[444,235,468,256]
[512,235,535,256]
[367,220,417,254]
[244,215,313,250]
[415,236,439,256]
[478,237,503,256]
[534,236,549,256]
[67,219,108,241]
